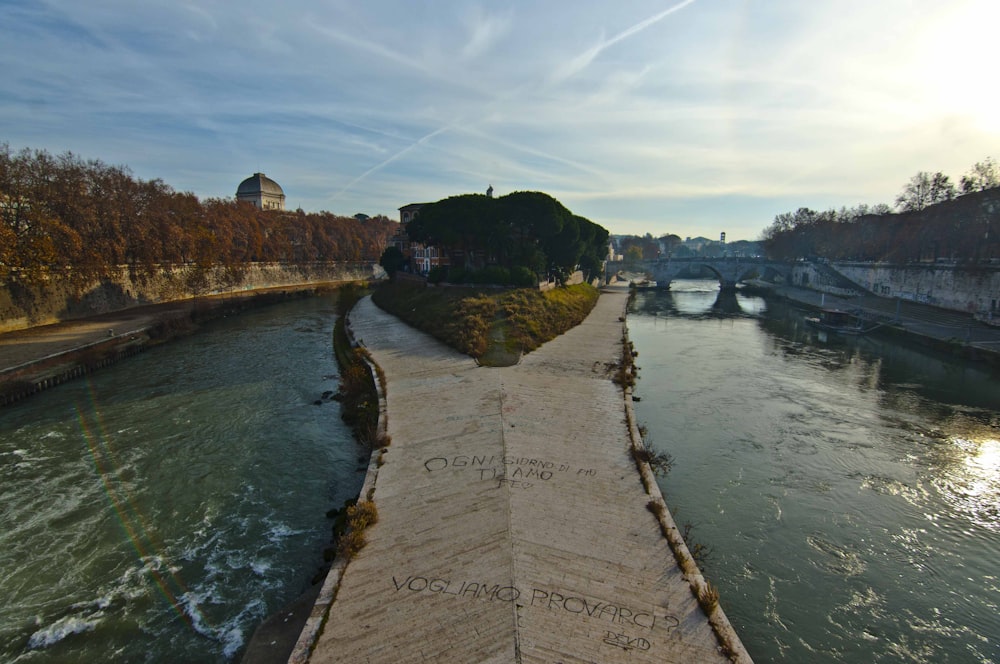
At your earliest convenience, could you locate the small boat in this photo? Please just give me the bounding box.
[805,308,875,336]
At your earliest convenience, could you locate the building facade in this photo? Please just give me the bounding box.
[394,202,450,274]
[236,173,286,210]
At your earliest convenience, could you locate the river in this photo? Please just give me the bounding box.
[629,281,999,663]
[0,295,363,663]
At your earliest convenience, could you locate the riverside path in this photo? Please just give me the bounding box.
[300,286,751,663]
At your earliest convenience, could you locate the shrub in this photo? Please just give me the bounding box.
[427,266,447,284]
[479,265,510,285]
[510,266,537,287]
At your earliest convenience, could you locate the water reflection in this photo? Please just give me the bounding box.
[628,285,1000,663]
[630,281,760,318]
[711,289,743,315]
[758,292,1000,535]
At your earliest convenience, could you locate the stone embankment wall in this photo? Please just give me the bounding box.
[784,262,1000,315]
[787,264,864,298]
[829,262,1000,314]
[0,262,381,333]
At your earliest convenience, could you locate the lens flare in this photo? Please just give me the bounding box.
[75,382,206,632]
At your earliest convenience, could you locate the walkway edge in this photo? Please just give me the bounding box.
[619,296,753,664]
[291,289,754,662]
[287,304,386,664]
[624,379,753,663]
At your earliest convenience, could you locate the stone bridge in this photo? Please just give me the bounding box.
[606,256,792,290]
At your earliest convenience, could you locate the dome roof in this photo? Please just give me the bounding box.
[237,172,284,196]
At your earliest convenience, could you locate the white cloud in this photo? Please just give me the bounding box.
[1,0,997,240]
[461,7,512,60]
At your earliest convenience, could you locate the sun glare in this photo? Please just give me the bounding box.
[915,2,1000,132]
[966,438,1000,474]
[951,436,1000,500]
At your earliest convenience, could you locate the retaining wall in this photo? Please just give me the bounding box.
[829,262,1000,314]
[0,262,381,334]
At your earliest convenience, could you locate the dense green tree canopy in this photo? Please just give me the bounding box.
[406,190,608,282]
[378,245,406,277]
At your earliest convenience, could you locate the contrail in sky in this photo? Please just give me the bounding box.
[331,126,450,200]
[332,0,699,200]
[554,0,700,81]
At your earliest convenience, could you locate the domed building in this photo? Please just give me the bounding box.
[236,172,285,210]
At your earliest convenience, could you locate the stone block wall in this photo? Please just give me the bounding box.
[831,262,1000,314]
[0,262,379,334]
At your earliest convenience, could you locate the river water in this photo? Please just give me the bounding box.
[0,295,363,663]
[629,281,1000,663]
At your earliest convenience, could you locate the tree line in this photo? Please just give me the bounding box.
[0,145,396,288]
[399,191,609,283]
[762,158,1000,262]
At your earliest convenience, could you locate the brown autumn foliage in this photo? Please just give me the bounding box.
[761,191,1000,264]
[0,144,397,288]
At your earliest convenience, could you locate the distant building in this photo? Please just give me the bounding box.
[607,238,623,261]
[394,202,448,275]
[398,203,425,224]
[236,173,286,210]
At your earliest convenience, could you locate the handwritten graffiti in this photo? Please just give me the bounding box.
[529,588,658,630]
[496,478,533,489]
[478,466,552,481]
[422,455,596,485]
[390,575,680,649]
[603,631,652,651]
[391,575,520,602]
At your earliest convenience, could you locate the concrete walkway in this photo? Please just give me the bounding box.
[304,289,747,663]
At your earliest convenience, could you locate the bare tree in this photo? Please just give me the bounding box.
[895,171,955,212]
[960,157,1000,194]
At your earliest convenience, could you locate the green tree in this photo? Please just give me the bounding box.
[624,245,643,267]
[407,194,497,268]
[379,245,406,278]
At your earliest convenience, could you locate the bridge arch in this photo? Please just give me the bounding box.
[605,257,791,290]
[606,256,792,289]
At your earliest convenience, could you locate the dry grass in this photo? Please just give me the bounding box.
[632,446,674,477]
[336,529,368,559]
[347,501,379,530]
[697,582,720,616]
[372,281,599,362]
[335,501,379,559]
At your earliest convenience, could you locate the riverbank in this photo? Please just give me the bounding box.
[748,283,1000,370]
[0,283,353,406]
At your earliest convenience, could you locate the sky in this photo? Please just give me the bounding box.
[2,1,998,242]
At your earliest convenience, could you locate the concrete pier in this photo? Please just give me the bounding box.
[301,287,751,663]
